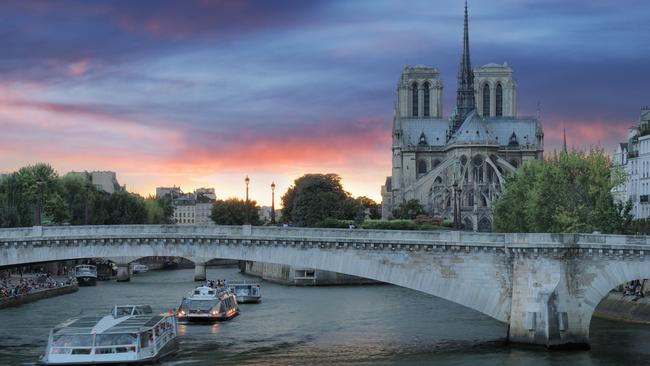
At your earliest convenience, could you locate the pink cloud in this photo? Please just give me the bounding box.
[68,59,91,77]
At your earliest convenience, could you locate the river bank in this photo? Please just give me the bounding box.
[0,283,78,309]
[593,292,650,323]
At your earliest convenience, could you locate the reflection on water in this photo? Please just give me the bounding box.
[0,267,649,365]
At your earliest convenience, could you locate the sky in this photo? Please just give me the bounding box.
[0,0,648,205]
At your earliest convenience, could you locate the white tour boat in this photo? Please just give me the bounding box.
[177,286,239,322]
[39,305,178,365]
[73,265,97,286]
[227,282,262,303]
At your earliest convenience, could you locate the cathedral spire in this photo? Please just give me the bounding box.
[453,1,476,132]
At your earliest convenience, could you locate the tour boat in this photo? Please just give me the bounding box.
[227,282,262,303]
[73,265,97,286]
[176,286,239,322]
[39,305,178,365]
[130,263,149,274]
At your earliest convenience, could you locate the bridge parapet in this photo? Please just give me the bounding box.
[1,226,649,252]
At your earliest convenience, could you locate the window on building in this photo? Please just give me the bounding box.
[496,83,503,116]
[417,160,427,174]
[412,82,419,117]
[483,83,490,116]
[423,82,430,117]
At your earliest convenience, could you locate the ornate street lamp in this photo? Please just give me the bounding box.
[245,176,250,225]
[452,182,459,230]
[271,182,276,225]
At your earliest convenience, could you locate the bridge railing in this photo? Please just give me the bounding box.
[0,225,649,248]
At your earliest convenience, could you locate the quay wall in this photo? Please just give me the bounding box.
[593,292,650,324]
[0,284,79,309]
[240,261,378,286]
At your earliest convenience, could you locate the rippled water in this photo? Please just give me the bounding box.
[0,267,649,365]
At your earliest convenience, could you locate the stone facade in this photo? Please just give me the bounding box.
[613,107,650,218]
[157,186,216,225]
[68,171,124,194]
[381,5,544,231]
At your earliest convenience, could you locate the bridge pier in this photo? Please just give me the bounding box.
[194,262,206,282]
[116,264,131,282]
[508,254,590,349]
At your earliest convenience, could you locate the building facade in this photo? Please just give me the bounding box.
[381,4,544,231]
[157,186,216,225]
[69,171,124,194]
[613,107,650,218]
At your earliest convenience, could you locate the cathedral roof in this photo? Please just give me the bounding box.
[446,110,540,148]
[449,110,497,145]
[402,118,448,148]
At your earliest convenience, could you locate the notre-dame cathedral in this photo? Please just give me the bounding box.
[381,3,544,231]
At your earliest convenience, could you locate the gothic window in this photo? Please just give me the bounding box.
[482,83,490,116]
[509,159,519,169]
[496,83,503,117]
[412,82,419,117]
[432,159,441,169]
[417,160,427,174]
[478,217,492,232]
[423,82,430,117]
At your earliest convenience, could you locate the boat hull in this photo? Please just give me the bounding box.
[177,311,239,323]
[236,296,261,304]
[39,338,179,365]
[76,276,97,286]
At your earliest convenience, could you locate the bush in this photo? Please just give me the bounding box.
[315,218,354,228]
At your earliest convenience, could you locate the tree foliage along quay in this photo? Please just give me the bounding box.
[0,163,173,227]
[210,198,262,225]
[493,149,633,234]
[280,174,381,227]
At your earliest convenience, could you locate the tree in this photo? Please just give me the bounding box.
[104,191,148,225]
[211,198,261,225]
[144,195,174,224]
[493,149,631,234]
[280,174,363,227]
[392,199,425,220]
[356,196,381,220]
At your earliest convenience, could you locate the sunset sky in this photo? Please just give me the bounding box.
[1,0,648,205]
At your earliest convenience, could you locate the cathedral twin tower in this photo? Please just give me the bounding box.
[381,3,544,231]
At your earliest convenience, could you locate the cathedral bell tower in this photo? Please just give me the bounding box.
[452,1,475,132]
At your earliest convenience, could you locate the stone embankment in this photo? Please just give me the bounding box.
[593,292,650,323]
[0,283,78,309]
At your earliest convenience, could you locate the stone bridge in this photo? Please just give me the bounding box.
[1,224,649,349]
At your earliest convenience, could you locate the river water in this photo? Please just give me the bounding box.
[1,267,649,365]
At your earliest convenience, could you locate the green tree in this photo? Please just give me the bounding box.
[144,195,174,224]
[494,149,630,233]
[280,174,363,227]
[356,196,381,220]
[211,198,261,225]
[392,199,425,219]
[104,191,148,225]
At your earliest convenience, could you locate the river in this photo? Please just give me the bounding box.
[0,267,649,365]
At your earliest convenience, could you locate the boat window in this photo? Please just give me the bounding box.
[114,306,134,316]
[140,331,154,349]
[95,333,137,346]
[188,300,217,309]
[53,334,94,347]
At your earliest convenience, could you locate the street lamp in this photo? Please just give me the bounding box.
[34,179,44,226]
[245,176,250,225]
[452,182,462,230]
[270,182,276,225]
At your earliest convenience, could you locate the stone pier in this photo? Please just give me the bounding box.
[194,262,206,282]
[116,264,131,282]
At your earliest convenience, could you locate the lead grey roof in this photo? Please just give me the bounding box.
[402,118,448,148]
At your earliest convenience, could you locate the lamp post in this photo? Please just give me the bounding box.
[270,182,276,225]
[452,182,458,230]
[34,179,44,226]
[452,182,463,230]
[245,176,250,225]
